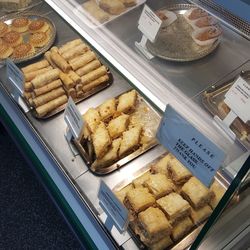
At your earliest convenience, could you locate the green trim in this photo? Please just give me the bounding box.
[0,104,97,250]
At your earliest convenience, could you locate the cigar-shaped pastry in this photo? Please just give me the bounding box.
[66,88,77,99]
[31,69,60,89]
[69,51,96,71]
[51,51,71,73]
[68,70,81,84]
[36,95,68,117]
[23,91,32,100]
[32,87,65,108]
[76,83,83,92]
[62,43,89,61]
[33,79,62,97]
[22,60,49,74]
[59,72,75,89]
[24,66,53,82]
[81,65,107,85]
[58,39,82,55]
[75,59,101,76]
[77,90,84,98]
[82,74,109,92]
[24,82,33,91]
[44,51,57,68]
[50,46,59,53]
[28,98,34,106]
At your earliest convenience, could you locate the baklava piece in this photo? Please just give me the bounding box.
[144,173,175,199]
[171,217,193,241]
[83,108,101,133]
[151,154,174,176]
[98,98,116,121]
[114,183,134,204]
[181,177,214,209]
[119,125,142,157]
[132,171,151,188]
[107,114,129,139]
[168,158,192,185]
[157,193,191,223]
[190,205,212,225]
[117,89,137,114]
[148,236,173,250]
[137,207,172,245]
[91,122,111,159]
[209,181,225,209]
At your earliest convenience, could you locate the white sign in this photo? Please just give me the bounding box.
[64,97,84,140]
[98,180,129,232]
[225,76,250,123]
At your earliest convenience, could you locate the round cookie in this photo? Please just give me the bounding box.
[0,43,13,59]
[3,31,23,47]
[11,17,30,33]
[0,21,10,38]
[29,19,49,33]
[30,32,49,47]
[12,43,35,58]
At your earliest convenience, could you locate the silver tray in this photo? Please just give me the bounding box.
[0,12,56,64]
[146,4,220,62]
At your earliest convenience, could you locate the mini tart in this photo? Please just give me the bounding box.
[29,19,49,33]
[12,43,35,58]
[30,32,49,47]
[11,17,30,33]
[0,43,13,59]
[3,31,23,47]
[0,21,10,38]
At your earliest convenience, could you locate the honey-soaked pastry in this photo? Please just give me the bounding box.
[144,173,175,199]
[22,59,49,74]
[0,21,10,37]
[181,177,214,209]
[12,43,35,58]
[91,122,111,159]
[120,0,137,7]
[156,193,191,223]
[11,17,30,32]
[98,98,116,121]
[30,32,49,47]
[0,43,13,59]
[124,187,155,213]
[209,181,225,209]
[151,154,174,176]
[99,0,125,15]
[171,217,193,241]
[148,235,173,250]
[82,74,109,92]
[51,51,71,73]
[61,43,89,61]
[76,59,101,76]
[33,79,62,97]
[132,171,151,188]
[190,205,212,225]
[29,19,49,33]
[58,39,82,55]
[115,184,134,204]
[24,66,53,82]
[117,89,137,114]
[69,51,96,71]
[3,31,23,47]
[68,70,81,85]
[83,108,101,133]
[81,65,107,85]
[107,114,130,139]
[137,207,172,244]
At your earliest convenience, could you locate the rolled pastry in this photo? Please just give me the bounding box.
[24,82,33,92]
[61,43,89,61]
[77,90,84,98]
[32,87,65,108]
[81,65,107,85]
[24,66,53,82]
[82,74,109,92]
[75,59,101,76]
[66,88,77,99]
[50,46,59,53]
[51,51,71,73]
[31,69,60,89]
[22,60,49,74]
[76,83,83,92]
[44,51,57,68]
[33,79,62,97]
[68,70,81,84]
[59,39,82,55]
[69,51,96,71]
[23,91,33,100]
[36,95,68,117]
[59,71,75,89]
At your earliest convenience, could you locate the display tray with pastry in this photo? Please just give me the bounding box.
[146,4,222,62]
[0,0,42,12]
[0,12,56,63]
[72,89,160,175]
[202,70,250,150]
[72,0,146,28]
[22,38,113,119]
[112,153,235,250]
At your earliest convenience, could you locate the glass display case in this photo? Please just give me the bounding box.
[0,0,249,249]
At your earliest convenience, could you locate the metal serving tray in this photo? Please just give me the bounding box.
[73,91,161,175]
[202,70,250,150]
[146,4,220,62]
[0,12,56,64]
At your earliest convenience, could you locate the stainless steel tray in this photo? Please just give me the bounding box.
[146,4,220,62]
[73,91,161,175]
[0,12,56,64]
[202,70,250,150]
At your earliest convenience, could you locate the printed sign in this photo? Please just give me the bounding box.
[157,105,225,187]
[225,76,250,123]
[98,180,129,232]
[64,97,84,140]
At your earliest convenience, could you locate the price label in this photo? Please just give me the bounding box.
[157,105,225,187]
[224,76,250,123]
[98,180,129,232]
[64,97,84,140]
[138,5,162,43]
[6,59,24,96]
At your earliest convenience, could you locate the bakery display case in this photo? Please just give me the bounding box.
[0,1,249,249]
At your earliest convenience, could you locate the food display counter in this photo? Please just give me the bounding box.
[0,1,249,249]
